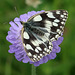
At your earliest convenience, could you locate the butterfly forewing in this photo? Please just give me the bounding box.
[21,10,68,62]
[22,27,52,62]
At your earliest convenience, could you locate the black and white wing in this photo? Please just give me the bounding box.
[21,10,68,62]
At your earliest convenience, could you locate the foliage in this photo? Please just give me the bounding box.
[0,0,75,75]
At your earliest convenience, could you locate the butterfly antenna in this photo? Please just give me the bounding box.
[0,21,8,25]
[14,6,22,23]
[14,6,19,17]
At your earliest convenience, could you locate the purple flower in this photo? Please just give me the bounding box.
[6,10,63,66]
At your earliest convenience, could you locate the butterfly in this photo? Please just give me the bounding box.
[21,10,68,62]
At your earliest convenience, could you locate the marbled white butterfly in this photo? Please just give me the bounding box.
[21,10,68,62]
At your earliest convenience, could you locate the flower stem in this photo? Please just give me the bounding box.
[32,64,36,75]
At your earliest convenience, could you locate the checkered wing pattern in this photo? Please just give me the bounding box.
[21,10,68,62]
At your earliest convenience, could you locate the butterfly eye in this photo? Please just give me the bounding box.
[20,21,27,25]
[20,21,23,24]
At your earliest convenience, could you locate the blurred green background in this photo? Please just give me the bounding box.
[0,0,75,75]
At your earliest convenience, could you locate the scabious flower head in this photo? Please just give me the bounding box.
[6,10,63,66]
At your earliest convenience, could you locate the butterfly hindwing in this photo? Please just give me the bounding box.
[21,10,68,62]
[22,28,52,62]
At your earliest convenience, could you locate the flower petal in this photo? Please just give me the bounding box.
[6,10,63,66]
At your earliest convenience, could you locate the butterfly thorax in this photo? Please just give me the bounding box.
[23,22,45,36]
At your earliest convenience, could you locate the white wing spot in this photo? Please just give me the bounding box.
[45,33,50,38]
[63,13,67,15]
[33,15,42,21]
[45,23,51,29]
[54,19,60,22]
[33,58,36,61]
[45,20,52,28]
[43,52,45,54]
[61,22,65,24]
[63,19,66,21]
[51,37,55,41]
[61,15,64,18]
[36,47,42,51]
[35,48,39,53]
[60,26,63,28]
[64,16,67,18]
[49,46,53,50]
[40,54,43,57]
[23,31,29,39]
[44,52,47,56]
[38,56,40,58]
[40,36,47,42]
[53,22,58,26]
[49,46,51,49]
[26,44,34,50]
[45,20,52,25]
[56,11,60,14]
[28,52,32,56]
[47,49,50,52]
[58,31,61,34]
[55,34,59,38]
[57,29,60,32]
[31,40,42,46]
[47,12,55,18]
[33,55,37,58]
[44,48,47,51]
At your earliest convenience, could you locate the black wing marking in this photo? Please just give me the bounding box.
[21,10,68,62]
[22,28,52,62]
[27,10,68,41]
